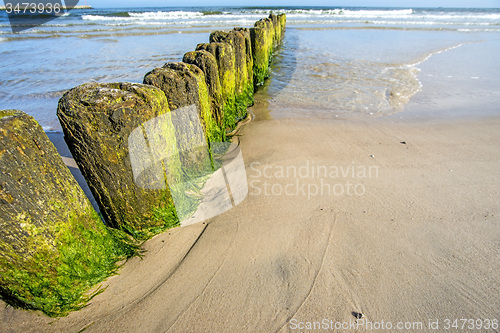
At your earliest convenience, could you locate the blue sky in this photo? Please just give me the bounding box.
[89,0,500,8]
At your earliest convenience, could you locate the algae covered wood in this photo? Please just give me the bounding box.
[269,13,286,44]
[196,42,238,132]
[183,50,225,133]
[257,17,275,57]
[143,62,221,213]
[268,13,281,46]
[143,62,223,144]
[0,110,130,316]
[210,30,253,115]
[250,20,271,86]
[250,14,286,86]
[234,27,254,100]
[278,13,287,37]
[57,83,182,239]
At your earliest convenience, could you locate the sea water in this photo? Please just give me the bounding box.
[0,7,499,130]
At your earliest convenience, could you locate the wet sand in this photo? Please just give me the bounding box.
[1,108,499,331]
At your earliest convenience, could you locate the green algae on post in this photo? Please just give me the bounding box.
[144,62,223,145]
[278,13,287,38]
[0,110,134,317]
[210,30,253,117]
[0,109,18,119]
[233,27,254,106]
[250,23,270,86]
[250,14,286,86]
[183,50,225,135]
[269,13,285,46]
[143,62,226,220]
[196,42,238,132]
[57,83,182,240]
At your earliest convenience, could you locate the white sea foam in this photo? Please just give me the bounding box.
[418,12,500,21]
[129,11,202,19]
[336,9,413,17]
[83,11,206,21]
[410,43,468,67]
[245,8,413,16]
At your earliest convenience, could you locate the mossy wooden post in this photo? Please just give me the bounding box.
[143,62,223,144]
[0,110,130,317]
[234,27,254,101]
[269,13,281,46]
[262,18,275,57]
[196,42,237,132]
[278,13,287,38]
[251,20,272,86]
[255,17,275,61]
[210,30,253,116]
[57,83,182,240]
[143,63,228,221]
[250,15,286,86]
[183,50,225,135]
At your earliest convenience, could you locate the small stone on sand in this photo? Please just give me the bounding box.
[353,312,364,319]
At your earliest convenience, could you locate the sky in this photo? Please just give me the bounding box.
[90,0,500,8]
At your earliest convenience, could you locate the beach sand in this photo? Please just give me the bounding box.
[1,103,499,331]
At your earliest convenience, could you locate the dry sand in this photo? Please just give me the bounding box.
[1,108,499,332]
